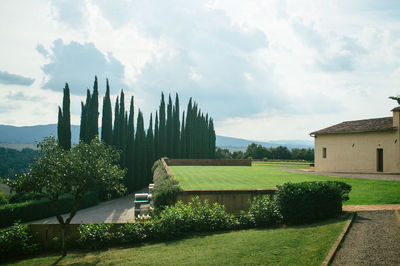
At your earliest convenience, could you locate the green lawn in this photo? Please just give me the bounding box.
[170,164,400,205]
[9,215,349,266]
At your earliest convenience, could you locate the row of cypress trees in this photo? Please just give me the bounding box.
[57,77,216,193]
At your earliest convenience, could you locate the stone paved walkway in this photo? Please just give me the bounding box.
[332,210,400,266]
[29,194,136,224]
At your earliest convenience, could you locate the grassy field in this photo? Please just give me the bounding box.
[9,215,349,266]
[170,164,400,205]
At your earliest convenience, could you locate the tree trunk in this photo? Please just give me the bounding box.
[61,223,67,256]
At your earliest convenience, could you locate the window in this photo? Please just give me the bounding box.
[323,148,327,158]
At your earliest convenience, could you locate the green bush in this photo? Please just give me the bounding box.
[0,192,8,205]
[150,197,238,240]
[0,190,99,228]
[0,222,40,261]
[117,223,147,244]
[152,177,181,213]
[247,195,282,227]
[275,181,351,225]
[78,223,114,250]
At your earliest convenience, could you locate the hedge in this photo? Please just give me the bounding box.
[0,190,99,228]
[275,181,351,225]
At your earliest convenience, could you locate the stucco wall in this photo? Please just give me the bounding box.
[314,130,400,173]
[176,189,277,215]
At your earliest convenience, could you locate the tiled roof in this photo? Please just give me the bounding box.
[310,117,395,136]
[391,106,400,112]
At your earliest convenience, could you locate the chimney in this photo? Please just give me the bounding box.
[392,106,400,128]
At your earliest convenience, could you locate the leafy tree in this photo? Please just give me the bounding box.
[6,137,125,255]
[389,95,400,105]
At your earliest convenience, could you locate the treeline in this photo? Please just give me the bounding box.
[0,148,37,177]
[216,143,314,161]
[57,77,216,193]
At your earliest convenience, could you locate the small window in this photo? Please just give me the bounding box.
[323,148,327,158]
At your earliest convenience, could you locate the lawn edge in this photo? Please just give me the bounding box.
[321,212,356,266]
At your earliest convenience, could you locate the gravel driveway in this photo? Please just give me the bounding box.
[332,211,400,265]
[30,194,136,224]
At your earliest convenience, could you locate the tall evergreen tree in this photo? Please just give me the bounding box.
[154,111,159,159]
[166,94,173,157]
[57,107,64,147]
[158,93,166,158]
[173,93,180,158]
[146,114,154,182]
[101,79,113,145]
[86,76,99,142]
[112,96,120,147]
[180,111,186,158]
[80,89,91,142]
[126,96,135,192]
[134,110,146,189]
[118,90,127,166]
[60,83,71,150]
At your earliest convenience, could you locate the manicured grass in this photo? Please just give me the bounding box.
[9,215,350,266]
[170,164,400,205]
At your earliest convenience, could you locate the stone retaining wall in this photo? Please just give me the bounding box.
[165,159,251,166]
[176,189,277,215]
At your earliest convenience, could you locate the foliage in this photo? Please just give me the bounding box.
[78,223,114,250]
[150,197,237,240]
[101,79,113,146]
[0,192,8,205]
[0,191,98,228]
[117,223,147,244]
[275,181,351,225]
[0,147,37,178]
[215,143,314,161]
[247,195,282,227]
[5,136,125,255]
[0,222,40,261]
[152,178,181,213]
[57,83,71,150]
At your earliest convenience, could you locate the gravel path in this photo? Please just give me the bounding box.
[283,169,400,181]
[332,211,400,266]
[29,194,136,224]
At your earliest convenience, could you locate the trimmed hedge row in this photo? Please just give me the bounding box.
[152,159,182,213]
[0,190,99,228]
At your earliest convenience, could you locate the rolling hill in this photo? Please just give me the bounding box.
[0,124,314,151]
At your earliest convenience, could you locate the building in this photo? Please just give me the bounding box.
[310,107,400,173]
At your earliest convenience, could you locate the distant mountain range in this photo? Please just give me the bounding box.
[0,124,314,151]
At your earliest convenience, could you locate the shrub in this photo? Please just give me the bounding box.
[0,222,40,261]
[275,181,351,225]
[78,223,114,250]
[247,195,282,227]
[152,177,181,213]
[117,223,147,244]
[0,190,99,228]
[150,197,237,240]
[0,192,8,205]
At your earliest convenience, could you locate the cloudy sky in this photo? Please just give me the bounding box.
[1,0,400,141]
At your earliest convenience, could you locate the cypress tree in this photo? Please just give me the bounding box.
[119,90,127,166]
[101,79,113,145]
[80,89,91,142]
[57,106,63,147]
[126,96,135,192]
[86,76,99,142]
[173,93,180,158]
[112,96,120,147]
[61,83,71,150]
[209,118,216,158]
[134,110,146,189]
[180,111,186,158]
[154,111,159,159]
[166,94,173,157]
[146,114,154,182]
[158,93,166,158]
